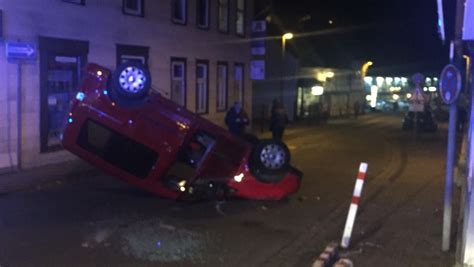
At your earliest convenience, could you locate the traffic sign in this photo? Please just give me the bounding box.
[412,73,425,87]
[5,42,37,60]
[409,88,425,112]
[409,73,426,112]
[439,64,461,104]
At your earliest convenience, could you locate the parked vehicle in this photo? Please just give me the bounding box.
[402,110,438,132]
[62,62,302,200]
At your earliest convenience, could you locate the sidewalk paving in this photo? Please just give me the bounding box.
[0,159,96,194]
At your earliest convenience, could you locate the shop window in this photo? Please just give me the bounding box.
[171,58,187,107]
[39,37,89,152]
[217,62,228,111]
[172,0,187,24]
[218,0,229,33]
[123,0,144,16]
[236,0,245,36]
[196,61,209,114]
[197,0,209,29]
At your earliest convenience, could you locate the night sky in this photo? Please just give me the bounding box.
[257,0,455,76]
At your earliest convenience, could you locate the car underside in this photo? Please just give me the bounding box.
[62,62,302,200]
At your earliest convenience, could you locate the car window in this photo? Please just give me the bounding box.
[178,131,215,168]
[77,120,158,179]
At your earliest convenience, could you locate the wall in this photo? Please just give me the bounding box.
[0,0,253,169]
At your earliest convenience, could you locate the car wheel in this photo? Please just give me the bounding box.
[250,139,290,183]
[112,61,151,100]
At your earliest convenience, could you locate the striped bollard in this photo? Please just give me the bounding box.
[341,162,368,249]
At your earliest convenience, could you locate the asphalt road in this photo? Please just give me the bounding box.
[0,113,458,267]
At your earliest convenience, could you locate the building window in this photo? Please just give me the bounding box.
[217,62,228,111]
[123,0,144,17]
[233,63,244,105]
[196,0,209,29]
[39,37,89,152]
[171,58,187,107]
[62,0,85,5]
[236,0,245,36]
[196,60,209,114]
[172,0,187,24]
[218,0,229,33]
[116,44,149,66]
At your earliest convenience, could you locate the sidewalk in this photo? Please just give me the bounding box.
[0,159,96,194]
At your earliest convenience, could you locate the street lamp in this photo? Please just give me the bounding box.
[280,32,293,103]
[464,55,471,92]
[361,61,373,78]
[361,61,373,109]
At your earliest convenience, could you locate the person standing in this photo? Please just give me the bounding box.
[225,101,249,136]
[270,99,288,141]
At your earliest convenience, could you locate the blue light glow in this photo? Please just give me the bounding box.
[75,92,85,101]
[68,118,73,123]
[156,241,161,248]
[103,90,108,95]
[128,120,133,124]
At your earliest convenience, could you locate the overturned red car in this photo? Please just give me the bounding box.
[62,62,302,200]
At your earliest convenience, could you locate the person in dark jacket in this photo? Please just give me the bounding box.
[270,99,288,141]
[225,101,249,136]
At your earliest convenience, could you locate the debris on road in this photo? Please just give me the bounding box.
[361,241,383,249]
[215,200,226,215]
[339,248,363,257]
[298,195,307,202]
[81,227,115,249]
[120,219,210,263]
[312,242,339,267]
[159,222,176,231]
[334,258,354,267]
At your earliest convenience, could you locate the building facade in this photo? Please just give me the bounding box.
[296,67,364,119]
[251,37,299,123]
[0,0,253,170]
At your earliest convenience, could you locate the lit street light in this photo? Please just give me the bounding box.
[361,61,373,78]
[464,55,471,92]
[280,32,294,103]
[361,61,374,108]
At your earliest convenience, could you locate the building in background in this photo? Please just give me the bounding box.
[0,0,253,171]
[296,67,364,120]
[363,75,440,111]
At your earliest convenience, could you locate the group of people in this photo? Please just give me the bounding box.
[225,99,288,141]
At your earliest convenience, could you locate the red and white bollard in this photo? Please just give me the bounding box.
[341,162,368,249]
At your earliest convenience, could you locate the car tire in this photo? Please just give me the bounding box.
[250,139,290,183]
[111,61,151,100]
